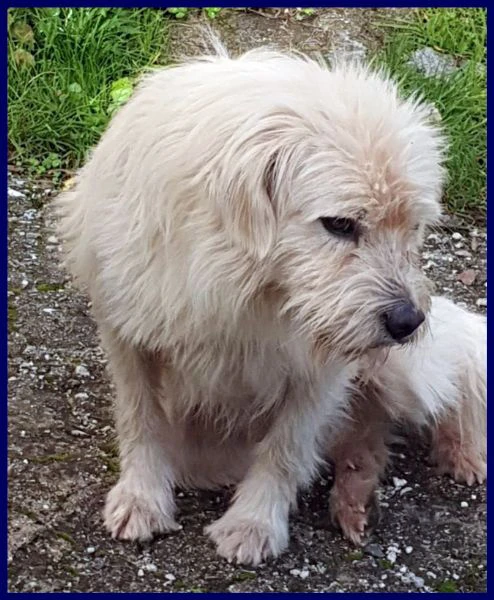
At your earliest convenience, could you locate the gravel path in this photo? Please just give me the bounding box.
[8,9,486,593]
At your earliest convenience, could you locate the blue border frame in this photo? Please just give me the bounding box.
[4,2,489,597]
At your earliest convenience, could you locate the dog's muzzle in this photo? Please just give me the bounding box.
[382,301,425,343]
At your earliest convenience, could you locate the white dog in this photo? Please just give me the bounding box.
[55,42,448,565]
[329,296,486,545]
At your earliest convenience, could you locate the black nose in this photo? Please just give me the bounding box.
[383,302,425,341]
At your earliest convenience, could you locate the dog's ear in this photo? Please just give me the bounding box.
[219,154,278,260]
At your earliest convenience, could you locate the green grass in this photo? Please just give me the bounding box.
[374,8,486,214]
[8,8,169,175]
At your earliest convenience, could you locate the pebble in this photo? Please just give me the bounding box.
[290,568,310,579]
[476,298,487,307]
[408,47,458,78]
[9,188,25,199]
[460,501,469,508]
[452,232,463,240]
[399,487,413,496]
[75,365,90,377]
[471,494,477,500]
[145,563,158,573]
[70,429,88,437]
[165,573,176,581]
[86,546,95,554]
[405,546,413,554]
[137,569,144,577]
[47,235,58,244]
[392,477,407,489]
[365,543,384,559]
[386,545,400,564]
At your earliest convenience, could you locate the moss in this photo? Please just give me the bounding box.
[66,566,80,578]
[29,452,74,464]
[55,531,77,546]
[344,550,364,562]
[36,282,64,292]
[378,559,394,570]
[435,580,458,593]
[232,571,257,582]
[8,304,18,331]
[100,441,119,457]
[102,456,120,473]
[173,581,206,592]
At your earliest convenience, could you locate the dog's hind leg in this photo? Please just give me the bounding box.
[101,326,181,541]
[430,379,486,486]
[328,382,390,546]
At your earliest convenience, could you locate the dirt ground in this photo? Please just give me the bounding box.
[8,8,486,593]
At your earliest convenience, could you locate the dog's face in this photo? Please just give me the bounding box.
[208,61,446,362]
[271,121,445,362]
[229,97,446,363]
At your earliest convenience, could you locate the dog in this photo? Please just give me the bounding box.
[54,42,447,565]
[329,296,486,545]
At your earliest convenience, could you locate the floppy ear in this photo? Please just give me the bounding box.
[219,154,278,260]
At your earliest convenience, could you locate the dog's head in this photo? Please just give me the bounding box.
[207,55,446,361]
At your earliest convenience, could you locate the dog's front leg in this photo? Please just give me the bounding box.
[205,381,325,566]
[101,327,181,541]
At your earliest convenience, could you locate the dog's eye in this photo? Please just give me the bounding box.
[320,217,357,239]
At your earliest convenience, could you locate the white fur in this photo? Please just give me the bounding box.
[329,296,486,544]
[54,41,447,564]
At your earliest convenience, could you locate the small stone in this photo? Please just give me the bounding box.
[290,568,309,578]
[47,235,58,244]
[86,546,95,554]
[476,298,487,307]
[365,543,384,559]
[70,429,87,437]
[75,365,90,378]
[392,477,407,489]
[165,573,175,581]
[137,569,144,577]
[145,563,158,573]
[42,308,56,315]
[457,269,476,286]
[8,188,25,198]
[471,494,477,500]
[20,430,26,437]
[386,545,400,564]
[405,546,413,554]
[399,487,413,496]
[75,392,89,400]
[460,501,469,508]
[452,232,463,240]
[400,565,407,573]
[408,47,458,78]
[21,279,29,289]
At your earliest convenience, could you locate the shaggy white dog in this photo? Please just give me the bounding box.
[55,42,449,565]
[329,296,486,544]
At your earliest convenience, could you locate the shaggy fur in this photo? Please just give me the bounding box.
[329,296,486,544]
[54,42,448,565]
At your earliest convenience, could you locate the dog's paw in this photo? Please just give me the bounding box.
[205,515,288,566]
[330,488,380,546]
[432,443,486,486]
[104,481,181,541]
